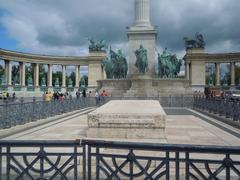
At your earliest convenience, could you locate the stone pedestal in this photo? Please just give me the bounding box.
[87,100,166,139]
[124,75,158,97]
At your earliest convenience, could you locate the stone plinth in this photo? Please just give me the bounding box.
[87,100,166,139]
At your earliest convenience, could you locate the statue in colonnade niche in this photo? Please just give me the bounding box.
[101,48,128,79]
[41,77,46,86]
[27,76,33,86]
[54,77,59,87]
[88,38,108,52]
[67,78,73,87]
[158,48,182,78]
[183,32,205,50]
[13,75,20,85]
[135,45,148,74]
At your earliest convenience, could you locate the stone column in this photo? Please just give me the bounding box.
[185,62,190,80]
[5,60,12,86]
[19,62,25,86]
[88,63,102,88]
[215,63,220,86]
[135,0,151,27]
[62,65,66,87]
[231,62,235,86]
[75,65,79,87]
[34,63,39,87]
[47,64,53,87]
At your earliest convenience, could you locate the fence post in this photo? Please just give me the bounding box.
[32,97,36,121]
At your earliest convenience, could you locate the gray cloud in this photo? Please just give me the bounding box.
[0,0,239,57]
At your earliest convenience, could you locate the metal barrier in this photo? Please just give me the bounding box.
[0,139,239,179]
[0,96,194,129]
[0,97,96,129]
[193,96,240,121]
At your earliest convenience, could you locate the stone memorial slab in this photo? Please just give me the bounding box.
[87,100,166,139]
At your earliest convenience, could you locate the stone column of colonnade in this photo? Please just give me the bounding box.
[231,62,235,86]
[34,63,39,87]
[48,64,53,87]
[75,65,79,88]
[215,63,221,86]
[19,62,26,86]
[4,60,12,86]
[62,65,66,88]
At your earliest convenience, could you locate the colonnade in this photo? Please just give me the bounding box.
[0,49,107,93]
[2,61,85,88]
[184,48,240,91]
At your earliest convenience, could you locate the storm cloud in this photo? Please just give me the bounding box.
[0,0,239,57]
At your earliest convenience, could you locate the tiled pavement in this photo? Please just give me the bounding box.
[4,112,240,146]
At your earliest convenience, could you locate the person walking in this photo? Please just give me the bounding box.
[95,90,100,106]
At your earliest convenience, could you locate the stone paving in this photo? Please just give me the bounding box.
[4,112,240,146]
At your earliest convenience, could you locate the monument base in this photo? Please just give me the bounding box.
[87,100,166,139]
[97,78,192,97]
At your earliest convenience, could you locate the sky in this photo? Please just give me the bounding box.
[0,0,239,59]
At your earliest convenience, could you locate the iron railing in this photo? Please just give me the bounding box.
[193,96,240,121]
[0,97,96,129]
[0,139,239,179]
[0,96,194,130]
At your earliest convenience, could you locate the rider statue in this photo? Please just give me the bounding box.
[101,48,128,79]
[135,45,148,74]
[88,38,107,52]
[183,32,205,50]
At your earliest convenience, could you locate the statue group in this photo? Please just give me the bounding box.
[101,49,128,79]
[158,48,182,78]
[88,39,107,52]
[135,45,148,74]
[183,32,205,49]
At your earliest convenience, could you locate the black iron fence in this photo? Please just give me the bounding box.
[0,139,239,179]
[0,96,194,130]
[0,97,96,129]
[193,96,240,121]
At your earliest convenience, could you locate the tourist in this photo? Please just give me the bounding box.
[82,89,86,98]
[76,90,80,99]
[100,90,108,104]
[95,90,100,105]
[12,92,16,101]
[88,91,92,97]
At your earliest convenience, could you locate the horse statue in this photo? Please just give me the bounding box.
[158,48,182,78]
[101,48,128,79]
[183,32,205,50]
[101,58,114,79]
[110,49,128,79]
[135,45,148,74]
[88,38,107,52]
